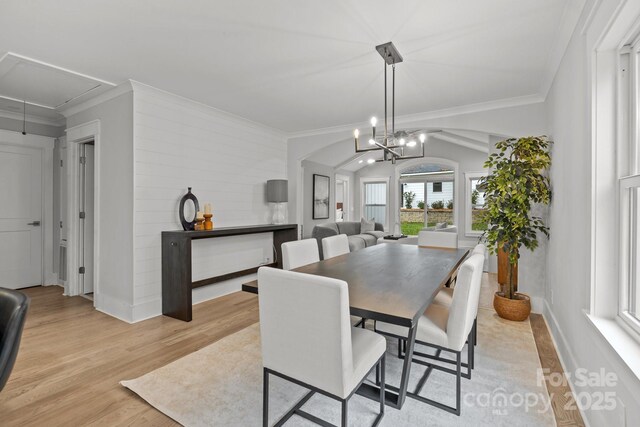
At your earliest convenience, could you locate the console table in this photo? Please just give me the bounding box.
[162,224,298,321]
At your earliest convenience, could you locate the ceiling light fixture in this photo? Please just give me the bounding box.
[353,42,436,164]
[22,99,27,135]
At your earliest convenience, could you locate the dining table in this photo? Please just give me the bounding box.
[242,242,469,409]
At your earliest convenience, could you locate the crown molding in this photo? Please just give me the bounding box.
[58,81,133,118]
[129,80,288,139]
[286,93,545,140]
[0,109,64,127]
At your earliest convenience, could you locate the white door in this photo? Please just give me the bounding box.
[0,144,42,289]
[80,143,94,294]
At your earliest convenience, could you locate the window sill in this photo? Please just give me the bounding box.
[465,232,484,238]
[584,310,640,381]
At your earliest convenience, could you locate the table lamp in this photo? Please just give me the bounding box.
[267,179,288,224]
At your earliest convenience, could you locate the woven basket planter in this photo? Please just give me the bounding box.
[493,292,531,321]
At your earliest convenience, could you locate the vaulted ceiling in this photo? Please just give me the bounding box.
[0,0,584,132]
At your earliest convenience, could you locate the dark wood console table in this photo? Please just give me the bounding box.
[162,224,298,321]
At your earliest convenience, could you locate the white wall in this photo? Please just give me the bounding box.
[544,0,640,425]
[287,101,548,225]
[354,138,488,240]
[0,116,65,138]
[131,82,287,321]
[66,90,135,320]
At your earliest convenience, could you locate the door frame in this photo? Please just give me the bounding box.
[0,130,55,287]
[335,173,350,221]
[65,120,101,303]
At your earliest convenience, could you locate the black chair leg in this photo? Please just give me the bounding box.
[473,317,477,347]
[380,354,386,416]
[467,331,473,377]
[263,368,269,427]
[342,399,348,427]
[455,351,461,416]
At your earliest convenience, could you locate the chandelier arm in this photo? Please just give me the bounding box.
[355,145,386,153]
[373,141,401,158]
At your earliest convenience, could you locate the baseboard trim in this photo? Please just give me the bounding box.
[95,293,133,323]
[132,298,162,323]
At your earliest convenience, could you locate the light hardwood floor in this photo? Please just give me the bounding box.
[0,286,259,426]
[1,280,581,426]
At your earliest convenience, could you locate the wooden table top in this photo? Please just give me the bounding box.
[242,244,469,328]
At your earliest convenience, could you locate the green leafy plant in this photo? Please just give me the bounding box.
[471,189,479,206]
[431,200,444,209]
[417,201,425,209]
[403,191,416,209]
[480,136,552,299]
[446,199,454,210]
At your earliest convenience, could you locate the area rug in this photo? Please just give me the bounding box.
[122,304,555,426]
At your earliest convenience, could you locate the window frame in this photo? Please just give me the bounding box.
[618,37,640,338]
[464,172,487,237]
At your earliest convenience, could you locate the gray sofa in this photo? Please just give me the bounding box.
[311,221,386,259]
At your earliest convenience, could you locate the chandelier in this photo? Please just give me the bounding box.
[354,42,432,164]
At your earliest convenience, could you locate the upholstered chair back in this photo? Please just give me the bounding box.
[446,254,484,351]
[322,234,350,260]
[258,267,353,397]
[282,239,320,270]
[472,243,486,256]
[418,230,458,248]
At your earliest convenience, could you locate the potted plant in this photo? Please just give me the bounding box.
[480,136,552,321]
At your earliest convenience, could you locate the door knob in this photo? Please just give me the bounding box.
[27,221,41,226]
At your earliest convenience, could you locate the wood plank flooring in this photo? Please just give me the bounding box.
[0,286,259,426]
[530,313,585,426]
[1,282,583,426]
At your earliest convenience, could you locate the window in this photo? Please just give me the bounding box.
[362,180,387,228]
[398,166,455,235]
[465,173,488,236]
[619,38,640,333]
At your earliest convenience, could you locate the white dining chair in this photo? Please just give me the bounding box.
[258,267,386,427]
[375,254,484,415]
[282,239,320,270]
[418,230,458,248]
[321,234,367,328]
[434,243,486,307]
[433,243,486,359]
[322,234,350,260]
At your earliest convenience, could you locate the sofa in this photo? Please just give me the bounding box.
[312,221,386,259]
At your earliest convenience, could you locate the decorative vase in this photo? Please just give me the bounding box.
[493,292,531,321]
[179,187,200,231]
[204,213,213,230]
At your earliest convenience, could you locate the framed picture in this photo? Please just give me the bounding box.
[312,174,330,219]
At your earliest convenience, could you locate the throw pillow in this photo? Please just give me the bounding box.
[436,222,447,230]
[361,217,375,233]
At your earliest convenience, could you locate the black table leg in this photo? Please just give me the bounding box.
[396,325,417,408]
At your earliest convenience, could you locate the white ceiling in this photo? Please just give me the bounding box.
[0,0,583,132]
[0,53,115,126]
